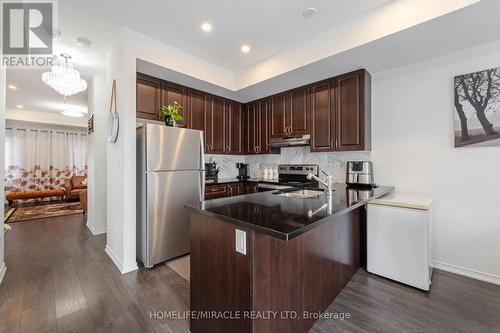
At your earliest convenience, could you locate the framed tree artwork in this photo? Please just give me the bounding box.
[454,67,500,147]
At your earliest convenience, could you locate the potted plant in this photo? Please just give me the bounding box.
[160,101,184,127]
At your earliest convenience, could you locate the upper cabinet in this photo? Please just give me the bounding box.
[245,99,269,155]
[188,89,206,133]
[136,68,370,155]
[333,69,371,151]
[136,73,161,120]
[310,80,334,152]
[289,86,309,136]
[162,81,188,127]
[310,69,371,152]
[270,94,287,138]
[270,87,310,138]
[226,101,244,155]
[205,95,226,154]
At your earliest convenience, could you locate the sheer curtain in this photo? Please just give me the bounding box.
[4,126,87,192]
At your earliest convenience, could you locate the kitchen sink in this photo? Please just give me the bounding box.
[275,189,325,199]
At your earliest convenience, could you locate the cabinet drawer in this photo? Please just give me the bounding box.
[205,185,228,200]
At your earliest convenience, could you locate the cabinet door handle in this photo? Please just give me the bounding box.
[335,139,338,148]
[330,140,334,148]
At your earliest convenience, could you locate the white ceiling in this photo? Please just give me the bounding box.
[7,0,497,118]
[57,0,393,72]
[6,69,88,114]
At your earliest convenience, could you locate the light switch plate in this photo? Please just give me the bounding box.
[235,229,246,255]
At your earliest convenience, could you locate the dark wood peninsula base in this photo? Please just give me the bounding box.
[189,206,362,333]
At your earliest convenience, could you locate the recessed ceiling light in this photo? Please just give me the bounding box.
[8,85,18,90]
[201,23,212,32]
[241,45,250,53]
[303,7,317,18]
[16,105,24,109]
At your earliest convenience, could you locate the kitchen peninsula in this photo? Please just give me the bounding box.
[185,184,394,333]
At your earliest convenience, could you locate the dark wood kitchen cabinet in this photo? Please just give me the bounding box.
[136,73,161,120]
[270,87,309,138]
[310,80,334,152]
[310,69,371,152]
[225,101,244,154]
[204,184,229,200]
[289,86,309,136]
[205,95,226,154]
[227,182,244,196]
[188,89,207,133]
[270,93,287,138]
[245,182,259,194]
[205,182,245,200]
[334,69,371,151]
[161,81,188,127]
[246,100,269,154]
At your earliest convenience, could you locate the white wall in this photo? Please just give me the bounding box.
[372,41,500,284]
[0,65,6,284]
[105,28,240,273]
[105,34,138,274]
[87,73,107,235]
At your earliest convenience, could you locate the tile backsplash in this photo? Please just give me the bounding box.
[206,147,371,183]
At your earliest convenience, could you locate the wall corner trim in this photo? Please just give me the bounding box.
[432,260,500,286]
[0,262,6,285]
[105,244,123,272]
[86,222,107,236]
[105,244,138,275]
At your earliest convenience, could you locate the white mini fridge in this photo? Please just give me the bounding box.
[367,193,433,291]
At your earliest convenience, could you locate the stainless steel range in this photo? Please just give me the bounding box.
[256,164,319,192]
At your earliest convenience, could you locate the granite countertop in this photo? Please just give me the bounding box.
[185,184,394,240]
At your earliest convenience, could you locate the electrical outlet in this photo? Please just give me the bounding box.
[235,229,246,255]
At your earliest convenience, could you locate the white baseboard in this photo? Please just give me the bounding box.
[432,260,500,286]
[105,245,123,273]
[105,245,138,274]
[86,222,106,235]
[0,262,6,285]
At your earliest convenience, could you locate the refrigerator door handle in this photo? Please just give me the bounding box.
[200,171,205,201]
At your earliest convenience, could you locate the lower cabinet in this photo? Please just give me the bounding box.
[204,184,229,200]
[205,182,246,200]
[245,182,259,194]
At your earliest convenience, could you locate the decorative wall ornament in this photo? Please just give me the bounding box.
[454,67,500,147]
[108,79,119,143]
[88,114,94,134]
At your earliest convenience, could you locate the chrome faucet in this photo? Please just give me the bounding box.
[307,171,334,196]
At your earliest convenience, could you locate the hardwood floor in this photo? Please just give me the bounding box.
[1,214,499,333]
[0,215,190,333]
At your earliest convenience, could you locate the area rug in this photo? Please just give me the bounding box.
[6,202,83,223]
[4,207,15,222]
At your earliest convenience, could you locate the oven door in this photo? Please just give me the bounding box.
[257,183,293,192]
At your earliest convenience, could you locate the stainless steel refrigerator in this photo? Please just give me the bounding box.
[136,124,205,268]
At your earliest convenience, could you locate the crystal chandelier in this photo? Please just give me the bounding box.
[42,54,87,97]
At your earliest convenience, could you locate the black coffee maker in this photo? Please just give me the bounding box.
[236,163,249,180]
[205,161,219,184]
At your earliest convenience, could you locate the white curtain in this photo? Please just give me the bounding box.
[4,126,87,192]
